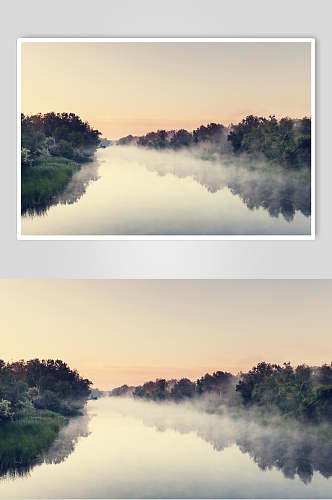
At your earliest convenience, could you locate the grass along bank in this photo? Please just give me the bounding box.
[21,156,81,215]
[0,409,67,475]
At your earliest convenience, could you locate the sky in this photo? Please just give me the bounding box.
[0,280,330,390]
[21,41,311,139]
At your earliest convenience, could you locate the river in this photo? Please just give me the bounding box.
[21,146,311,236]
[1,398,332,498]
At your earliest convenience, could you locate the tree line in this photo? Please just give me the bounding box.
[21,112,101,168]
[117,115,311,170]
[236,361,332,421]
[0,359,92,422]
[110,370,236,402]
[117,123,227,150]
[110,361,332,423]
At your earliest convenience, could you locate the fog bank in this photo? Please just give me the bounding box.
[107,145,311,222]
[106,397,332,484]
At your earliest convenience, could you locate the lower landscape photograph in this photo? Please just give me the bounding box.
[0,279,332,498]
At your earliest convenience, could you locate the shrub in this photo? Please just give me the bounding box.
[0,400,14,422]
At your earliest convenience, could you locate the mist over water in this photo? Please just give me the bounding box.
[138,145,311,222]
[109,397,332,485]
[56,160,100,207]
[22,146,311,236]
[40,412,90,466]
[1,398,332,499]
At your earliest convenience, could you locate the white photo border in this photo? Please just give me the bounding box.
[17,37,315,241]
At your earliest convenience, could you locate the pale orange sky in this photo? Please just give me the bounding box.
[0,280,330,390]
[21,41,311,139]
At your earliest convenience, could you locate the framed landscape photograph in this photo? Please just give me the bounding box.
[17,38,315,239]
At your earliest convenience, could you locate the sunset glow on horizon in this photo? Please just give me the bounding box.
[21,41,311,139]
[1,280,329,390]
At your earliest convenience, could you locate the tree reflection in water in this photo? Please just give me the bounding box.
[125,401,331,485]
[23,147,311,224]
[237,431,332,484]
[148,158,311,223]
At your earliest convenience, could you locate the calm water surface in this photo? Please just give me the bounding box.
[21,146,311,235]
[1,398,331,498]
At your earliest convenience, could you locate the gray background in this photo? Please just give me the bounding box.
[0,0,330,278]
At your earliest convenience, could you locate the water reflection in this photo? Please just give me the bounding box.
[0,413,90,480]
[21,146,311,235]
[1,399,331,498]
[56,162,100,208]
[111,398,332,485]
[237,430,332,484]
[146,150,311,223]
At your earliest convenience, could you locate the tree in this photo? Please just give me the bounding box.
[171,378,196,400]
[34,390,61,413]
[227,115,311,169]
[53,140,75,159]
[0,400,14,422]
[196,371,234,397]
[170,129,192,149]
[318,364,332,386]
[236,362,281,406]
[21,112,101,168]
[193,123,225,143]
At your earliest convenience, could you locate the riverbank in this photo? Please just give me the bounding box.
[21,112,102,215]
[0,358,92,476]
[0,409,67,475]
[21,156,82,215]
